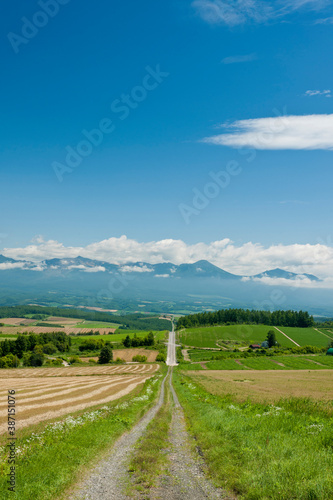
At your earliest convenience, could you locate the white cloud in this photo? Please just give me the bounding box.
[250,275,333,289]
[154,274,170,278]
[3,236,333,284]
[192,0,330,25]
[202,114,333,150]
[68,265,106,273]
[304,89,331,97]
[0,262,26,270]
[315,16,333,23]
[120,265,153,273]
[221,53,258,64]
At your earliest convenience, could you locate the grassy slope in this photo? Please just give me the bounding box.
[174,370,333,500]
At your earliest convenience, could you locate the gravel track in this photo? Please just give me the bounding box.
[70,369,169,500]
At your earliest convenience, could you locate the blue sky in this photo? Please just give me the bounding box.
[1,0,333,273]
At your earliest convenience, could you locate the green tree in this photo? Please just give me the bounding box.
[43,342,57,355]
[122,335,131,348]
[267,330,277,348]
[98,344,113,364]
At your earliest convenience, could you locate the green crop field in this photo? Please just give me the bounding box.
[239,357,284,370]
[73,321,121,328]
[203,359,249,370]
[179,324,294,348]
[71,330,167,344]
[276,327,333,347]
[187,349,219,362]
[184,354,333,371]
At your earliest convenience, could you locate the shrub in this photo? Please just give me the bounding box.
[69,356,82,364]
[0,354,20,368]
[98,344,113,364]
[43,342,57,355]
[156,353,166,362]
[114,357,125,364]
[45,359,62,366]
[132,355,147,362]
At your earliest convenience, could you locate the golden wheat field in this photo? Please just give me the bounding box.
[0,364,159,435]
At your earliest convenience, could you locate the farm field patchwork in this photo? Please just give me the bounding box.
[0,326,117,335]
[184,369,333,402]
[179,324,295,348]
[0,318,36,326]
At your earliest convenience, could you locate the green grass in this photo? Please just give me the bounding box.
[173,370,333,499]
[128,375,172,493]
[239,357,285,370]
[276,327,333,347]
[72,321,121,328]
[182,354,333,371]
[188,349,220,361]
[179,325,294,348]
[70,330,167,343]
[0,370,166,500]
[271,355,332,370]
[311,354,333,367]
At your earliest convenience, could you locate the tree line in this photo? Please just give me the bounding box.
[0,332,71,368]
[177,308,314,329]
[122,332,155,348]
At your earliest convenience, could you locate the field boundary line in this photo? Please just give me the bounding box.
[314,327,333,340]
[273,326,300,346]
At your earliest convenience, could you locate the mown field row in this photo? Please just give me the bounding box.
[0,363,159,378]
[0,364,160,435]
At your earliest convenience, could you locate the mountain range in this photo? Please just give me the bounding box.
[0,255,320,282]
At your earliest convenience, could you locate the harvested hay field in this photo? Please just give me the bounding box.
[187,370,333,403]
[0,363,159,378]
[0,326,117,335]
[47,316,80,324]
[0,372,154,435]
[0,318,35,326]
[113,348,159,362]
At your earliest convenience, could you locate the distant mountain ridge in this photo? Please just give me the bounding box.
[0,254,320,281]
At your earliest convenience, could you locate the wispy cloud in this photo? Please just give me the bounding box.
[279,200,308,205]
[221,53,258,64]
[201,114,333,150]
[192,0,331,26]
[315,16,333,23]
[3,235,333,282]
[304,89,331,97]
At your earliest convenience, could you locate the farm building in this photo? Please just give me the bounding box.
[249,344,261,349]
[326,348,333,356]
